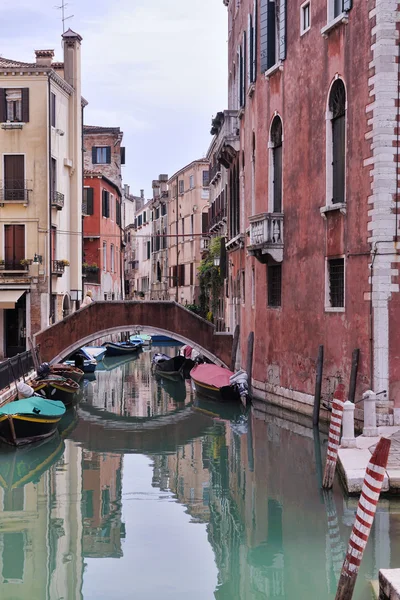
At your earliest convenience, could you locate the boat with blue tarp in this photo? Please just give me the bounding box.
[0,398,66,446]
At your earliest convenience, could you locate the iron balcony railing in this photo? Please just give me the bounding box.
[0,260,29,271]
[51,190,65,210]
[0,180,30,203]
[52,260,66,276]
[0,349,40,393]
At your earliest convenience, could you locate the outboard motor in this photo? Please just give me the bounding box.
[230,370,249,404]
[37,362,50,379]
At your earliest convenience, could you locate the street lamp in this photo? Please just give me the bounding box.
[214,256,220,267]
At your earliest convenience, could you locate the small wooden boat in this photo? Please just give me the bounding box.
[0,397,65,446]
[151,335,176,344]
[190,364,248,403]
[65,347,97,373]
[44,376,80,406]
[50,363,84,383]
[102,341,142,357]
[153,355,187,379]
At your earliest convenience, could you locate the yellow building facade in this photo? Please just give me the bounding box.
[0,29,85,357]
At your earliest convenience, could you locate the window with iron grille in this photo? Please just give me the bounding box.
[328,258,344,307]
[267,265,282,307]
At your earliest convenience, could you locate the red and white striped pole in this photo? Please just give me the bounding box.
[323,383,346,489]
[335,437,391,600]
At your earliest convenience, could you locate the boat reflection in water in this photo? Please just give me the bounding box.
[0,351,398,600]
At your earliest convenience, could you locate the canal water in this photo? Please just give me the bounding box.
[0,347,398,599]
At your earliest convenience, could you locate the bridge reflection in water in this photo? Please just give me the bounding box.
[0,350,397,599]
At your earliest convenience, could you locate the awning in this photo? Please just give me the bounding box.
[0,290,24,309]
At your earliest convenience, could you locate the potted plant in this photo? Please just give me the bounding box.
[0,260,4,269]
[59,259,70,266]
[20,258,32,267]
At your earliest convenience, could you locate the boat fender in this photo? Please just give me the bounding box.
[230,370,248,397]
[33,407,41,414]
[17,382,34,399]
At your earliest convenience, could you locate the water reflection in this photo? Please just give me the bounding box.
[0,352,398,599]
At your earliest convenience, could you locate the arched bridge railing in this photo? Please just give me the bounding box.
[34,301,233,367]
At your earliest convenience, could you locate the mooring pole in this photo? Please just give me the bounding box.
[348,348,360,404]
[334,437,391,600]
[246,331,254,400]
[231,325,240,372]
[323,489,345,586]
[323,384,345,489]
[313,345,324,427]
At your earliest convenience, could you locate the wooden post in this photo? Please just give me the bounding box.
[348,348,360,404]
[246,331,254,400]
[323,489,345,585]
[313,345,324,427]
[323,383,346,489]
[7,416,17,445]
[230,325,240,371]
[335,437,391,600]
[28,336,40,372]
[313,426,324,500]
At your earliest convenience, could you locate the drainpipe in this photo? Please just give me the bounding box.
[175,176,179,302]
[48,76,53,324]
[396,40,400,243]
[81,105,85,306]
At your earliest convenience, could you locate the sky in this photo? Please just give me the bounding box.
[0,0,228,197]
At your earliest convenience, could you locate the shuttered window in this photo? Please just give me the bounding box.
[0,88,29,123]
[329,80,346,204]
[51,92,56,128]
[271,116,283,213]
[4,224,25,269]
[4,155,25,201]
[83,188,94,215]
[260,0,286,72]
[92,147,111,164]
[328,258,344,307]
[253,0,257,80]
[120,147,126,165]
[267,265,282,307]
[102,189,110,217]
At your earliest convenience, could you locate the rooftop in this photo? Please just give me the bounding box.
[84,125,121,134]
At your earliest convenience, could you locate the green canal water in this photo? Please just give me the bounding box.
[0,347,398,599]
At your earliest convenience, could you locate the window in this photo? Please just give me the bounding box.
[189,175,194,189]
[110,244,115,272]
[143,211,147,224]
[260,0,287,72]
[92,146,111,165]
[329,80,346,204]
[241,270,246,304]
[190,214,194,239]
[270,116,283,213]
[179,180,184,194]
[190,262,194,285]
[327,258,344,308]
[116,199,121,226]
[229,161,240,239]
[268,264,282,307]
[248,3,257,85]
[4,224,24,270]
[83,188,94,215]
[110,194,114,220]
[3,154,25,201]
[202,170,210,186]
[251,267,255,306]
[120,146,126,164]
[102,190,110,217]
[147,241,151,260]
[50,157,56,196]
[301,1,311,33]
[0,88,29,123]
[157,261,162,282]
[103,242,107,271]
[181,217,185,243]
[179,264,186,286]
[51,92,56,127]
[82,490,94,519]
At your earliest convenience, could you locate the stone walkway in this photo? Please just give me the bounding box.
[338,426,400,494]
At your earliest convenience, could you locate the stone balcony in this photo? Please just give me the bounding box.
[247,213,284,263]
[51,190,65,210]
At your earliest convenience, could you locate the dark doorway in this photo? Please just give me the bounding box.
[5,292,26,357]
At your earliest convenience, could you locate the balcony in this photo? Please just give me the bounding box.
[0,180,30,205]
[52,260,66,276]
[83,266,100,284]
[51,190,65,210]
[210,110,240,172]
[209,206,227,233]
[0,260,30,272]
[201,237,210,252]
[247,213,284,263]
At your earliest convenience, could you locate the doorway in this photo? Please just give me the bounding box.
[5,292,26,357]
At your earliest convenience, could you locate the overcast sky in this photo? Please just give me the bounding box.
[0,0,228,197]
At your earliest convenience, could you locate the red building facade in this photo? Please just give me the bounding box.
[83,172,123,301]
[219,0,400,420]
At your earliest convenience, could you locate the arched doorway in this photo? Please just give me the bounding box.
[62,294,71,319]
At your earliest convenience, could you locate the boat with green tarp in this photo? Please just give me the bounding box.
[0,398,66,446]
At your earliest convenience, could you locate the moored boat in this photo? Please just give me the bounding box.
[102,340,142,357]
[50,363,84,383]
[44,376,80,406]
[130,333,152,346]
[153,355,186,379]
[151,334,176,344]
[64,347,98,373]
[0,398,65,446]
[82,346,107,361]
[190,364,248,404]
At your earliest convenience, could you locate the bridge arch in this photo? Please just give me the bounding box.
[35,301,233,366]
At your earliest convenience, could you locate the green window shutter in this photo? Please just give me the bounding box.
[21,88,29,122]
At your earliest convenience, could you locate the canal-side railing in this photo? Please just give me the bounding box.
[0,349,40,392]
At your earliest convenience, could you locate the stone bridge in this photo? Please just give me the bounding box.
[34,301,233,366]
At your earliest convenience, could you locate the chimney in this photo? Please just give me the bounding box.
[124,184,130,197]
[62,28,83,88]
[140,189,144,199]
[35,50,54,67]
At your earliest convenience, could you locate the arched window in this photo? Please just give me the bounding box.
[329,79,346,204]
[270,116,283,213]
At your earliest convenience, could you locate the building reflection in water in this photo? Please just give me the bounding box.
[0,351,397,600]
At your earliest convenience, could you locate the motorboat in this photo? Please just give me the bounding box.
[0,397,66,446]
[102,340,142,357]
[130,333,152,346]
[190,364,248,404]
